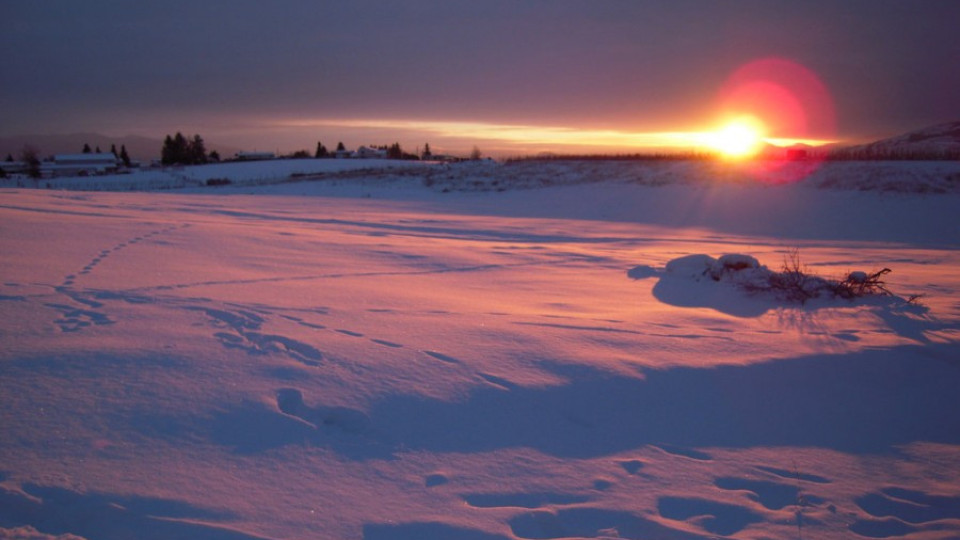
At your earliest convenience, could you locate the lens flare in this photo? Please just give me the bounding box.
[706,117,766,158]
[712,57,837,182]
[717,57,836,141]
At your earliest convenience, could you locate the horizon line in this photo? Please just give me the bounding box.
[270,117,840,151]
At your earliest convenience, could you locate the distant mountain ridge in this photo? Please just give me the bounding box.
[0,133,243,163]
[831,121,960,159]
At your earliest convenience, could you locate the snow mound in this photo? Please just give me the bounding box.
[664,253,902,303]
[635,253,920,318]
[666,253,763,282]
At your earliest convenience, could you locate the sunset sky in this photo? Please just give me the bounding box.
[3,1,958,156]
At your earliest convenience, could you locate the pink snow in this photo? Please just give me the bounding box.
[1,161,959,540]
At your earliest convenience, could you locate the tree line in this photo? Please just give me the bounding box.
[159,135,432,164]
[80,142,132,167]
[308,141,425,160]
[820,147,960,161]
[161,132,220,165]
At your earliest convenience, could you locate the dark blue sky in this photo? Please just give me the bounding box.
[3,1,958,154]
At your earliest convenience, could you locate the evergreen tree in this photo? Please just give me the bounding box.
[82,143,92,154]
[387,142,402,160]
[119,145,131,167]
[161,133,190,165]
[20,145,41,179]
[336,141,346,152]
[161,135,175,165]
[172,133,188,163]
[209,150,221,162]
[422,143,432,160]
[188,134,207,165]
[95,145,102,153]
[315,141,329,158]
[110,144,118,157]
[161,133,208,165]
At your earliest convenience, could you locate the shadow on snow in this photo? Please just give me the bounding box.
[365,344,960,458]
[200,343,960,459]
[0,483,270,540]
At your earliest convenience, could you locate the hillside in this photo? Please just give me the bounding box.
[831,120,960,159]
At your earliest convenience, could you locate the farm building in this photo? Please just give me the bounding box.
[41,153,120,177]
[354,146,388,159]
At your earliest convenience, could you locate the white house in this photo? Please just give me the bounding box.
[354,146,387,159]
[41,153,120,177]
[0,161,27,175]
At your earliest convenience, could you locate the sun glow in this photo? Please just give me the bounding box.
[267,116,834,157]
[704,117,766,158]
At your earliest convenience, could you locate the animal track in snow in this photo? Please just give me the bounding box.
[423,351,460,364]
[285,313,408,350]
[245,332,324,366]
[370,339,403,348]
[279,314,326,329]
[335,329,364,337]
[191,306,264,333]
[333,327,409,350]
[60,223,189,287]
[191,302,421,368]
[193,306,325,367]
[45,302,114,332]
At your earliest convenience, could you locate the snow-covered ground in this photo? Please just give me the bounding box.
[0,158,432,192]
[4,157,960,194]
[1,161,959,539]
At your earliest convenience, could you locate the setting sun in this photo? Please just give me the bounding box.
[706,117,766,158]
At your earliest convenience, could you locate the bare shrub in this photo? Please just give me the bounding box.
[701,249,903,304]
[767,249,818,302]
[832,268,892,299]
[766,250,895,303]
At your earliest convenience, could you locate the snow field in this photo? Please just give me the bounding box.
[1,166,959,539]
